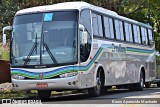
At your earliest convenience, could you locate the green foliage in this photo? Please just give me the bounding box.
[156,56,160,65]
[119,0,160,50]
[0,43,10,60]
[0,0,160,50]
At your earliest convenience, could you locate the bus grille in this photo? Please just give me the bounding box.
[24,75,60,80]
[149,62,156,77]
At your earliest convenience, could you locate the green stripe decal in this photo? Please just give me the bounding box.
[11,44,154,79]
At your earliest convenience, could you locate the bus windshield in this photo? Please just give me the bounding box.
[11,10,78,67]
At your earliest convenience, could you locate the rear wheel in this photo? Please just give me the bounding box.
[129,71,144,91]
[145,82,151,88]
[137,72,144,91]
[38,90,51,99]
[157,82,160,87]
[88,70,102,97]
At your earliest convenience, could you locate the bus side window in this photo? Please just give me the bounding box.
[104,17,110,38]
[133,25,141,44]
[115,19,121,40]
[124,22,133,42]
[148,29,153,45]
[114,19,124,41]
[104,16,114,39]
[92,12,103,37]
[80,29,91,62]
[141,27,148,45]
[80,9,92,62]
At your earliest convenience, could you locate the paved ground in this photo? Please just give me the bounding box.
[41,87,160,104]
[0,87,160,107]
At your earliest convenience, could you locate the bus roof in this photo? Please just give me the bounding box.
[16,1,152,29]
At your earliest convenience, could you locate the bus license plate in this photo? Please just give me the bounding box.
[36,83,48,88]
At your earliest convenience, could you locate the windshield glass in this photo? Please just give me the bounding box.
[11,11,78,67]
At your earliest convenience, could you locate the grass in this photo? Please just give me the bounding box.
[0,43,10,60]
[0,91,30,99]
[0,89,74,99]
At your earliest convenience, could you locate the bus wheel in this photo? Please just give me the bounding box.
[157,82,160,87]
[129,71,144,91]
[88,71,102,97]
[136,72,144,91]
[38,90,51,99]
[145,82,151,88]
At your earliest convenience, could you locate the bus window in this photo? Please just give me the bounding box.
[80,29,92,62]
[125,22,133,42]
[115,19,120,40]
[109,18,114,39]
[104,16,115,39]
[119,21,124,40]
[115,19,124,41]
[80,9,92,36]
[97,15,103,37]
[148,29,153,45]
[133,25,141,44]
[104,17,110,38]
[92,12,103,37]
[80,9,92,62]
[141,27,148,45]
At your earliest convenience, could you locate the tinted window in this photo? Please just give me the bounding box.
[141,27,148,45]
[133,25,141,43]
[119,21,124,40]
[92,12,103,37]
[148,29,153,44]
[104,16,114,39]
[109,18,114,39]
[97,15,103,37]
[80,10,92,62]
[92,13,99,36]
[80,9,92,36]
[115,19,124,40]
[124,22,133,42]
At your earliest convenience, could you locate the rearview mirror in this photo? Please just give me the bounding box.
[81,31,88,44]
[2,26,12,46]
[3,34,6,46]
[79,24,87,44]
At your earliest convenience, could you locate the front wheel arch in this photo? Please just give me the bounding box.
[88,66,105,97]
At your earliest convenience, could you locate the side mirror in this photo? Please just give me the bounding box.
[2,26,12,46]
[3,34,6,46]
[79,24,88,44]
[81,31,88,44]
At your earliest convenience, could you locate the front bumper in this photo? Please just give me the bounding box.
[12,75,80,91]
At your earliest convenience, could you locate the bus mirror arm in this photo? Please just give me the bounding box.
[2,26,12,46]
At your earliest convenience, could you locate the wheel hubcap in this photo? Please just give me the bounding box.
[96,77,101,94]
[140,76,144,87]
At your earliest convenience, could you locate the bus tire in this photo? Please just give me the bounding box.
[145,82,151,88]
[129,71,144,91]
[88,70,102,97]
[101,87,108,95]
[157,82,160,87]
[136,71,144,91]
[38,90,51,99]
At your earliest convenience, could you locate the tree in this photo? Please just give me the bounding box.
[0,0,160,50]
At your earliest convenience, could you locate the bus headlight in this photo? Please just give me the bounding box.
[12,75,25,80]
[59,72,78,78]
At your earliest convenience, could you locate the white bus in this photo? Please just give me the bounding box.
[3,2,156,98]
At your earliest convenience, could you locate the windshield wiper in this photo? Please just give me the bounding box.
[43,42,57,64]
[24,33,38,66]
[42,32,57,64]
